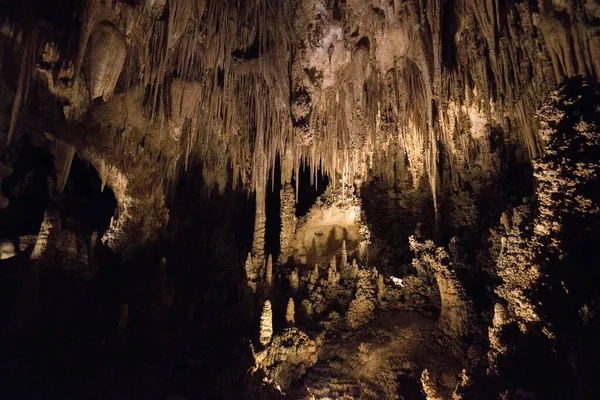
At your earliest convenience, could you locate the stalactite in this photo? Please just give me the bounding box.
[50,139,76,194]
[88,22,127,101]
[7,29,43,145]
[73,0,101,83]
[100,160,107,193]
[167,0,193,50]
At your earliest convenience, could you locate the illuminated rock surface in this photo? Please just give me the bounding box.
[0,1,599,399]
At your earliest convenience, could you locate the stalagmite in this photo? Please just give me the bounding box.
[31,209,62,265]
[89,230,98,262]
[259,300,273,346]
[252,184,267,263]
[409,236,473,338]
[346,269,377,329]
[488,303,510,372]
[245,252,258,293]
[265,254,273,288]
[341,240,348,268]
[327,256,340,286]
[279,182,296,264]
[286,298,295,325]
[289,269,299,292]
[350,259,359,279]
[309,264,319,285]
[302,300,313,320]
[88,22,127,101]
[421,369,443,400]
[2,2,600,398]
[377,273,385,303]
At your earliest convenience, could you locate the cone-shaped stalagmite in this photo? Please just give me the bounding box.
[286,298,295,325]
[289,268,299,292]
[31,208,62,264]
[259,300,273,346]
[245,252,258,293]
[328,256,340,285]
[350,259,359,279]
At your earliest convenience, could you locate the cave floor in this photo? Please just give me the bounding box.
[299,309,463,399]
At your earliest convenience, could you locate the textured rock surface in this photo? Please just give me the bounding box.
[0,1,598,399]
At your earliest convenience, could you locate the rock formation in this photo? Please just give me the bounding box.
[259,300,273,346]
[286,298,295,326]
[0,0,598,399]
[346,269,377,329]
[410,236,473,338]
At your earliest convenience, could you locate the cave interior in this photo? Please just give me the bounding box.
[0,0,600,399]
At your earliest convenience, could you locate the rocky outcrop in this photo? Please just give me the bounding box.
[488,79,600,396]
[410,236,473,338]
[346,269,377,329]
[252,328,318,390]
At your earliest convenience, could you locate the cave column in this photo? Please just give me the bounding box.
[278,182,296,264]
[278,149,296,264]
[252,181,266,263]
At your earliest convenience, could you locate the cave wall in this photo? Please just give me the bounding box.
[0,1,599,399]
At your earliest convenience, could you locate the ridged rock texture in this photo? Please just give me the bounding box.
[1,0,597,205]
[0,0,599,399]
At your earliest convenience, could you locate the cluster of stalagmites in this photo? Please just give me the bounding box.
[1,0,599,397]
[248,237,386,389]
[246,226,485,396]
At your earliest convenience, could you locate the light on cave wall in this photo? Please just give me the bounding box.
[292,186,370,266]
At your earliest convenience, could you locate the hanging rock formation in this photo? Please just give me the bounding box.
[88,21,127,101]
[0,1,599,399]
